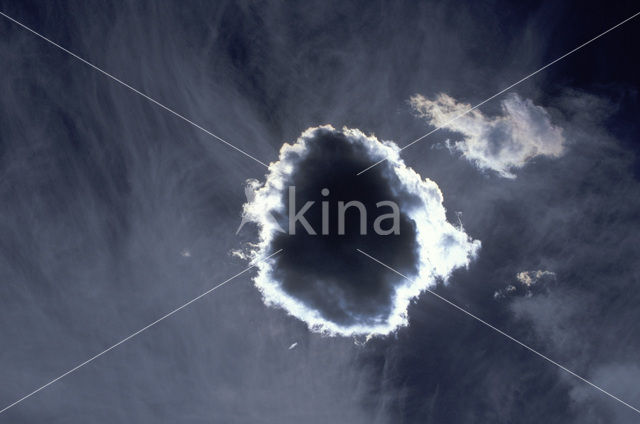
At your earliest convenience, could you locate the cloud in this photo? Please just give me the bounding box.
[516,270,555,287]
[410,93,565,178]
[240,125,480,336]
[378,86,640,422]
[569,363,640,423]
[0,5,392,422]
[494,269,556,299]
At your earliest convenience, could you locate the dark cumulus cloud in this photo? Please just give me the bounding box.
[239,126,480,336]
[270,129,419,328]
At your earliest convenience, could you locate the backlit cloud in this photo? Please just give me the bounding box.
[239,125,480,336]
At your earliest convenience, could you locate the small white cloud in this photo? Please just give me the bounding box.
[410,93,565,178]
[493,284,516,299]
[516,270,555,287]
[494,270,555,299]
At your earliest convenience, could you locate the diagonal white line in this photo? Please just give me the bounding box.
[357,10,640,175]
[0,249,282,415]
[0,10,269,168]
[356,248,640,416]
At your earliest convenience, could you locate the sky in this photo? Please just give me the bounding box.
[0,1,639,423]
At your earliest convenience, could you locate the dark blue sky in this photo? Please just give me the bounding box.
[0,1,639,423]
